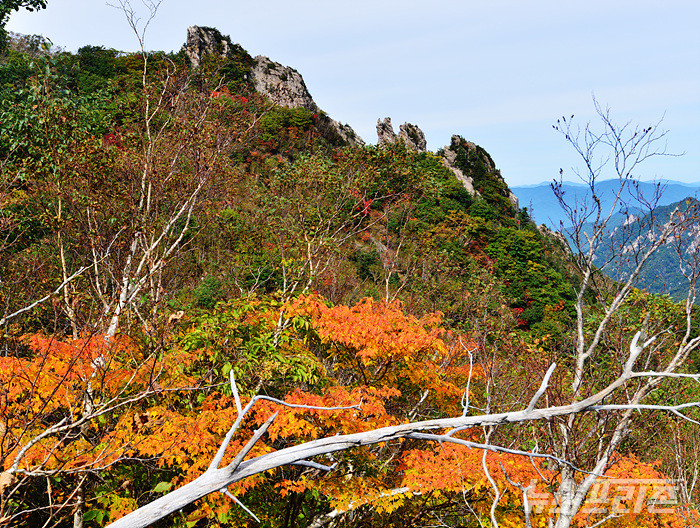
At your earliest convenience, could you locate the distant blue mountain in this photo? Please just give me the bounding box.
[511,180,700,229]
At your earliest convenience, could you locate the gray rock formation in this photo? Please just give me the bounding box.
[331,121,365,147]
[182,26,233,68]
[538,224,569,251]
[252,56,316,110]
[398,123,427,153]
[180,26,363,147]
[251,56,363,146]
[376,118,427,153]
[440,135,519,209]
[376,118,397,147]
[508,190,519,210]
[251,55,363,146]
[440,136,476,196]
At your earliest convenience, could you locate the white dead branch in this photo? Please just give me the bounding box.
[106,326,700,528]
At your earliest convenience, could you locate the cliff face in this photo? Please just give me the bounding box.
[182,26,364,147]
[251,56,315,110]
[250,55,363,146]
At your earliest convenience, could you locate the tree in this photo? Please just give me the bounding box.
[0,331,204,526]
[544,101,700,527]
[0,5,261,526]
[0,46,112,337]
[0,0,261,340]
[104,320,700,527]
[0,0,47,53]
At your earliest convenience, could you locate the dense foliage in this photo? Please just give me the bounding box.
[1,32,698,528]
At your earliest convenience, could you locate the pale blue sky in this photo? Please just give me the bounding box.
[7,0,699,186]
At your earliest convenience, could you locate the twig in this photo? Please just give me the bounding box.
[225,412,278,473]
[221,488,260,523]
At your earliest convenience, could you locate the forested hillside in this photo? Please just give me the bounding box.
[511,181,700,301]
[2,25,700,528]
[576,198,700,301]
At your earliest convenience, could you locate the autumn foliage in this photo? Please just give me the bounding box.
[1,33,699,528]
[1,293,682,527]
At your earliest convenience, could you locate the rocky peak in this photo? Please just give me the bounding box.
[180,26,364,147]
[250,56,363,146]
[376,118,427,153]
[398,123,427,153]
[251,56,316,111]
[376,118,397,146]
[443,136,497,172]
[182,26,233,68]
[441,136,476,196]
[441,135,519,210]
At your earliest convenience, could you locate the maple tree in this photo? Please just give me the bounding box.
[0,332,201,525]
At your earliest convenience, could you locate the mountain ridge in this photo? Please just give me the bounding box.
[512,179,700,229]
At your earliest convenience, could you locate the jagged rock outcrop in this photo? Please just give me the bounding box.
[182,26,233,68]
[538,224,570,252]
[376,118,397,147]
[440,136,476,196]
[251,56,363,146]
[251,56,316,110]
[376,118,427,153]
[180,26,363,147]
[330,121,365,147]
[508,189,519,210]
[250,55,363,146]
[439,135,519,210]
[398,123,427,153]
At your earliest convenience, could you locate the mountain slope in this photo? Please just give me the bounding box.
[582,198,700,300]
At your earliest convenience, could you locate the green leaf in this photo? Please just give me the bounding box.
[153,481,172,493]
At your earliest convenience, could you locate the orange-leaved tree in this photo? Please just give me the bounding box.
[0,332,200,526]
[90,293,481,526]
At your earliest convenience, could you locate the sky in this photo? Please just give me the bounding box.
[7,0,700,187]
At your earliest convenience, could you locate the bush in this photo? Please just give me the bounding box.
[193,275,222,309]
